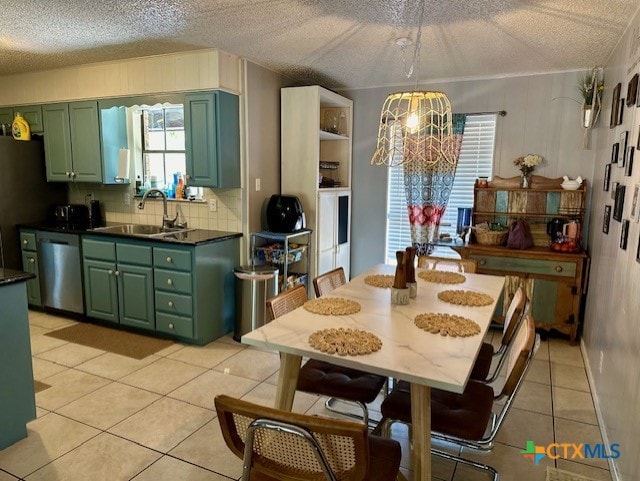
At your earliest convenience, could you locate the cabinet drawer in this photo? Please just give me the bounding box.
[156,312,194,338]
[155,291,193,316]
[20,232,37,251]
[471,255,576,278]
[116,243,152,266]
[154,247,191,271]
[154,269,192,295]
[83,238,116,261]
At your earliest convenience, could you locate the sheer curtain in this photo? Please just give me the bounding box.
[402,114,466,255]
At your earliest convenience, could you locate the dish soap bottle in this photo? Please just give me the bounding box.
[12,113,31,141]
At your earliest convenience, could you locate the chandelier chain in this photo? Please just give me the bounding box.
[399,0,426,88]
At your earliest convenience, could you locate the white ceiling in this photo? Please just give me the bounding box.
[0,0,637,89]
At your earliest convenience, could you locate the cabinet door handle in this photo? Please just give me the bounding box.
[166,256,173,263]
[168,323,175,330]
[478,259,487,266]
[168,301,174,308]
[167,278,173,285]
[66,172,71,177]
[555,266,563,273]
[23,239,28,245]
[185,174,190,180]
[71,172,76,178]
[28,257,35,263]
[108,269,114,275]
[115,270,120,276]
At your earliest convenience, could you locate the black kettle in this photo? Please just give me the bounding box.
[546,218,564,242]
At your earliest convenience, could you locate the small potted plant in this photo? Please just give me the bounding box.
[513,154,542,188]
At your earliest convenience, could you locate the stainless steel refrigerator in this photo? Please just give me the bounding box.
[0,136,67,269]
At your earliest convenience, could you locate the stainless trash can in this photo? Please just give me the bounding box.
[234,265,279,341]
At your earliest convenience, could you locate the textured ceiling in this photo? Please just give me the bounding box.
[0,0,637,88]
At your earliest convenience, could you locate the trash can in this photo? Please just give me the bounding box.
[234,265,279,341]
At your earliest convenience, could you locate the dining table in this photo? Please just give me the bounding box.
[241,263,505,481]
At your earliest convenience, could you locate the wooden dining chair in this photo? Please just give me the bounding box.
[470,287,527,382]
[313,267,347,298]
[417,256,478,273]
[215,394,402,481]
[374,315,538,481]
[266,285,388,426]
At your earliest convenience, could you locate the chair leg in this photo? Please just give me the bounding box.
[431,448,498,481]
[324,398,376,427]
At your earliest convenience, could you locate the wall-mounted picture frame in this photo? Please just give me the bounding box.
[631,184,640,223]
[611,83,621,128]
[604,163,612,191]
[604,205,611,234]
[612,142,619,164]
[627,74,639,106]
[636,230,640,263]
[637,126,640,149]
[619,99,625,125]
[614,184,626,221]
[621,220,630,249]
[626,147,635,176]
[612,181,619,200]
[619,131,629,167]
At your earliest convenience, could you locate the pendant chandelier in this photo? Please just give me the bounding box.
[370,0,454,167]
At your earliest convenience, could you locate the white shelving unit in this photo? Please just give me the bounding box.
[281,85,353,285]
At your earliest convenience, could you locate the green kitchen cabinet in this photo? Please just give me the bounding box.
[118,264,155,329]
[0,107,12,126]
[43,101,102,183]
[19,230,41,307]
[84,258,119,323]
[15,105,44,133]
[184,91,240,189]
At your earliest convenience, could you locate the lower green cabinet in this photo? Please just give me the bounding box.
[21,251,41,307]
[84,258,119,323]
[118,264,155,329]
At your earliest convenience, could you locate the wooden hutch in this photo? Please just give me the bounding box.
[460,175,589,342]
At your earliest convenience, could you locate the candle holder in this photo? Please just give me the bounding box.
[407,281,417,299]
[391,287,410,305]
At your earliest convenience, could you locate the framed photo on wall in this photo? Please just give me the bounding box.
[628,74,639,106]
[621,220,630,250]
[604,163,612,191]
[626,147,635,177]
[612,181,619,200]
[604,205,611,234]
[637,230,640,263]
[612,142,619,164]
[619,131,628,167]
[619,99,625,125]
[614,184,626,221]
[631,184,640,222]
[611,82,621,128]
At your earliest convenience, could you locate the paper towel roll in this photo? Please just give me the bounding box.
[117,149,130,182]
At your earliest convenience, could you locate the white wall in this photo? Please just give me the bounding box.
[346,71,596,276]
[582,9,640,480]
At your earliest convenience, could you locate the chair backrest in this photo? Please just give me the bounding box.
[215,394,370,481]
[266,284,308,320]
[500,314,537,398]
[500,287,526,347]
[313,267,347,297]
[417,256,478,273]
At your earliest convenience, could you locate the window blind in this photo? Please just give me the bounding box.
[385,114,497,263]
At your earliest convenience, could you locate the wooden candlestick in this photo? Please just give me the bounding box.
[405,246,416,283]
[393,251,406,289]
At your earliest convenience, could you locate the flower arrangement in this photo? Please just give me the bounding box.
[578,68,604,107]
[513,154,542,175]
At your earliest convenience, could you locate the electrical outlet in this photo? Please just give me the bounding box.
[124,193,131,206]
[599,350,604,373]
[209,199,217,212]
[255,178,261,191]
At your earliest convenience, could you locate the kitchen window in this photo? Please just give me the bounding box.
[140,105,186,186]
[385,113,497,263]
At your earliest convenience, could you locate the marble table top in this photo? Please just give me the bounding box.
[242,264,505,393]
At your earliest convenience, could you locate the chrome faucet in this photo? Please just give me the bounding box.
[138,189,178,229]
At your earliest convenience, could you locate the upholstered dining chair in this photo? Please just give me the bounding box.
[374,314,538,481]
[313,267,347,298]
[215,394,402,481]
[266,285,388,426]
[470,287,527,382]
[417,256,478,273]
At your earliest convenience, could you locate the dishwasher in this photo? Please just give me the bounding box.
[38,231,84,314]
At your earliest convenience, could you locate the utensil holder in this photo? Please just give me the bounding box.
[391,287,410,305]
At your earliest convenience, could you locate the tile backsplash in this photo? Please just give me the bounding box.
[69,184,242,232]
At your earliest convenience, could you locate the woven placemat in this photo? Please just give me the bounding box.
[418,270,466,284]
[303,297,361,315]
[414,313,481,337]
[364,274,395,288]
[437,289,494,307]
[309,328,382,355]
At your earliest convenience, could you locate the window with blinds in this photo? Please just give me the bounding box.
[385,114,497,263]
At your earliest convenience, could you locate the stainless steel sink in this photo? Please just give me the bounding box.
[91,224,193,238]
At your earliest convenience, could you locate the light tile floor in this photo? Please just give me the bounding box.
[0,310,613,481]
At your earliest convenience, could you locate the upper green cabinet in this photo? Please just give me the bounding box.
[184,91,240,189]
[43,101,103,183]
[16,106,44,133]
[0,107,12,126]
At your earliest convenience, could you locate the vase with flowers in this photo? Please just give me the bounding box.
[578,67,604,148]
[514,154,542,188]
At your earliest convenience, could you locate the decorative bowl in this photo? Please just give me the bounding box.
[561,181,581,190]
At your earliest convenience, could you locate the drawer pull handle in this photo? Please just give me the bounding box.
[108,269,114,275]
[168,323,175,330]
[555,266,563,273]
[23,239,28,245]
[478,259,487,266]
[28,257,35,264]
[168,301,174,308]
[166,256,173,263]
[115,270,120,276]
[167,278,173,285]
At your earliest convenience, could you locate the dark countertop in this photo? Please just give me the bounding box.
[19,222,242,246]
[0,268,35,286]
